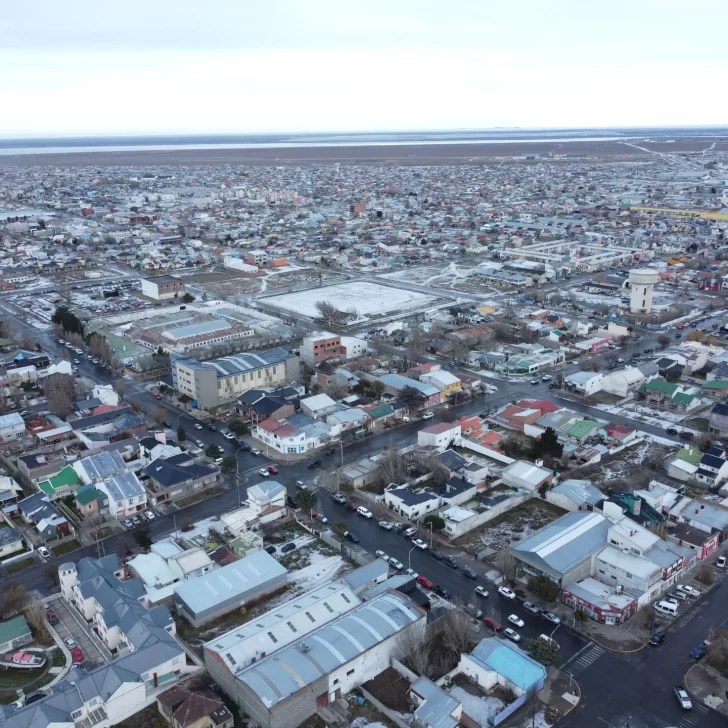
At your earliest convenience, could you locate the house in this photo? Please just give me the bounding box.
[246,481,286,523]
[501,460,553,492]
[300,393,338,419]
[637,379,702,411]
[417,422,461,450]
[0,475,22,510]
[454,637,547,698]
[547,480,604,512]
[143,454,220,507]
[72,406,147,448]
[565,371,603,396]
[0,615,32,654]
[575,336,610,354]
[511,511,610,587]
[420,370,462,397]
[16,492,71,539]
[695,450,728,487]
[667,523,720,562]
[139,435,183,467]
[236,390,294,424]
[127,541,216,607]
[0,527,24,559]
[600,367,645,398]
[74,484,110,520]
[376,373,441,408]
[205,591,426,728]
[96,472,147,519]
[408,677,461,728]
[384,485,442,522]
[174,550,288,628]
[561,577,638,625]
[253,414,333,455]
[492,404,543,432]
[339,336,367,360]
[0,412,25,443]
[37,465,82,501]
[709,402,728,437]
[676,497,728,542]
[157,678,234,728]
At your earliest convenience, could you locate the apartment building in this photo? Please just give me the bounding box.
[300,332,341,365]
[141,274,185,300]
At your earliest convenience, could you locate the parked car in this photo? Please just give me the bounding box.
[690,640,710,660]
[403,526,417,538]
[251,448,261,455]
[498,586,516,600]
[122,519,133,528]
[475,586,489,598]
[207,424,217,431]
[433,585,451,599]
[333,493,347,504]
[313,511,328,524]
[444,556,458,569]
[412,538,428,549]
[530,378,540,385]
[417,576,433,589]
[71,648,84,663]
[523,601,540,615]
[717,555,726,568]
[674,686,692,710]
[223,432,235,440]
[542,611,561,625]
[280,542,296,553]
[295,481,307,490]
[45,608,59,625]
[325,448,336,456]
[429,548,443,560]
[286,495,298,509]
[357,506,373,519]
[193,423,203,430]
[388,557,404,570]
[666,427,678,435]
[503,627,521,643]
[378,521,394,530]
[461,567,477,580]
[422,411,434,420]
[483,617,502,631]
[649,632,666,647]
[405,568,418,578]
[267,464,279,474]
[345,531,360,543]
[308,459,322,469]
[346,500,358,510]
[37,546,50,558]
[676,584,700,598]
[64,637,77,649]
[541,375,552,382]
[152,393,161,400]
[375,550,390,560]
[258,468,270,477]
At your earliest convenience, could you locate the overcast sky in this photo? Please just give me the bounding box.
[2,0,726,138]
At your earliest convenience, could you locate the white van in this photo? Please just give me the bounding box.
[356,506,373,519]
[654,600,678,617]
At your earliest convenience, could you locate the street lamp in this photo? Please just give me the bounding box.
[407,544,416,572]
[235,444,247,504]
[426,521,434,549]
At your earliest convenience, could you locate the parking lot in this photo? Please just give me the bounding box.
[49,599,109,668]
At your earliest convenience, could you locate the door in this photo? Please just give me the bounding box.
[316,692,329,709]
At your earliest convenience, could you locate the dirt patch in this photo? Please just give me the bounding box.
[453,500,564,556]
[115,704,169,728]
[362,667,412,712]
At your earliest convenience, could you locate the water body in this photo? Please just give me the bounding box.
[0,126,725,156]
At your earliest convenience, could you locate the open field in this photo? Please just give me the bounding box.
[264,280,441,318]
[380,261,502,295]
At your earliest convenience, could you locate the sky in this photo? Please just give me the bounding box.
[1,0,727,138]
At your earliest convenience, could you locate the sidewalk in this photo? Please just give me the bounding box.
[686,663,728,717]
[536,666,580,721]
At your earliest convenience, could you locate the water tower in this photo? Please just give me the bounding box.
[629,268,659,314]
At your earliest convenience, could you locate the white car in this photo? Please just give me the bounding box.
[405,568,418,578]
[64,637,77,649]
[508,614,524,628]
[37,546,51,559]
[422,411,434,420]
[412,538,428,550]
[251,448,261,456]
[378,521,393,530]
[498,586,516,600]
[223,432,235,440]
[193,423,203,430]
[357,506,373,519]
[503,627,521,643]
[375,550,390,561]
[676,584,700,598]
[258,468,270,477]
[717,556,726,568]
[389,557,404,571]
[475,586,489,598]
[674,686,692,710]
[215,458,224,465]
[144,510,155,520]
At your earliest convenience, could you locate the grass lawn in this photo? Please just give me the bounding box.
[5,557,34,573]
[115,704,168,728]
[0,522,8,528]
[175,488,224,509]
[51,538,81,557]
[686,417,709,432]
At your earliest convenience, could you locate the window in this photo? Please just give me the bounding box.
[287,621,297,633]
[267,632,278,644]
[226,652,237,665]
[341,594,351,604]
[333,679,339,686]
[72,710,83,719]
[305,611,315,623]
[625,572,633,579]
[324,602,334,613]
[347,669,355,676]
[87,505,93,511]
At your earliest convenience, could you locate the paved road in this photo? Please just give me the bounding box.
[560,562,728,728]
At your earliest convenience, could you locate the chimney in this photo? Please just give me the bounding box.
[153,672,158,688]
[632,499,641,517]
[535,458,544,467]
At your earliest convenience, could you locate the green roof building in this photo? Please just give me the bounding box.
[0,615,32,654]
[37,465,81,501]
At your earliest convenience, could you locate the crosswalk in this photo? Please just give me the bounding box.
[564,643,605,677]
[676,702,709,728]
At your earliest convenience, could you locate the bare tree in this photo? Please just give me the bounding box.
[1,584,25,616]
[398,626,433,677]
[127,398,143,413]
[24,594,49,639]
[150,405,167,427]
[375,442,409,487]
[494,548,517,584]
[21,329,37,351]
[440,603,474,656]
[45,373,75,418]
[112,379,125,400]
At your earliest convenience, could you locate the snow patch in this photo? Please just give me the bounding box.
[449,686,505,726]
[288,554,346,589]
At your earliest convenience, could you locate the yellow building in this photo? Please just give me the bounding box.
[631,206,728,221]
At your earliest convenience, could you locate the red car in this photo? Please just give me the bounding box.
[267,464,279,474]
[416,576,433,589]
[152,393,161,400]
[346,500,358,510]
[483,617,502,632]
[71,648,84,663]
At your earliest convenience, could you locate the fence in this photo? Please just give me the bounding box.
[489,692,528,726]
[391,657,419,684]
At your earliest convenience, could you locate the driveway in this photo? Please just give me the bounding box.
[51,599,109,668]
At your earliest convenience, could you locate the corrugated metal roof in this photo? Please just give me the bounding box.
[237,591,422,707]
